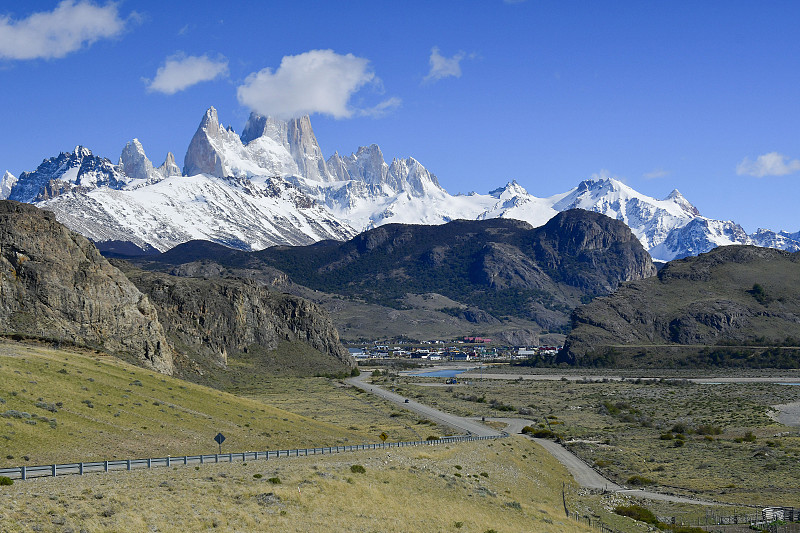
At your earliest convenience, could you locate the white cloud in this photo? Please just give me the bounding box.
[237,49,397,120]
[643,168,670,179]
[0,1,127,60]
[736,152,800,178]
[423,47,467,83]
[358,97,402,118]
[145,53,228,95]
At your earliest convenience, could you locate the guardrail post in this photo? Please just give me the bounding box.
[126,459,131,471]
[52,464,56,477]
[147,458,152,469]
[20,466,26,480]
[200,455,204,464]
[79,462,84,475]
[183,456,187,465]
[166,456,170,467]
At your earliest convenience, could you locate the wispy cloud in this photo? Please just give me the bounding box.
[237,49,399,120]
[0,1,128,60]
[145,53,228,95]
[643,168,670,179]
[736,152,800,178]
[424,47,468,83]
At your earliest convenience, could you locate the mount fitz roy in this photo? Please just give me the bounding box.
[2,106,798,262]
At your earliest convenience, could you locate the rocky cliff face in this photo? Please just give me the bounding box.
[0,200,173,374]
[118,266,354,378]
[561,245,800,366]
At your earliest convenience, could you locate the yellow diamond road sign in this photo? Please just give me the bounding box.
[379,432,388,442]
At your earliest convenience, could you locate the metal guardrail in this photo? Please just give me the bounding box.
[0,434,502,481]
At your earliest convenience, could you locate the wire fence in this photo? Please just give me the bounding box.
[0,434,502,481]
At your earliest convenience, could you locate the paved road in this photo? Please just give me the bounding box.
[349,375,732,506]
[346,374,501,437]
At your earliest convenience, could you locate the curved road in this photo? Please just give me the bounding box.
[347,374,730,506]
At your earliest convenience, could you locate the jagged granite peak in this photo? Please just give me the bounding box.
[0,171,17,200]
[118,138,156,182]
[158,151,181,178]
[241,113,330,182]
[183,106,299,178]
[0,200,173,374]
[8,145,128,203]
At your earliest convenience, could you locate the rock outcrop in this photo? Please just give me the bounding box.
[0,200,173,374]
[118,266,355,378]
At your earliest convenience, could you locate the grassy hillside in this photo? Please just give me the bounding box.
[0,339,432,467]
[0,437,594,533]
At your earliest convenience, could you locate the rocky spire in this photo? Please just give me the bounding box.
[119,139,155,181]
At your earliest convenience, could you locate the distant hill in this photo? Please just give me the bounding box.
[134,210,656,340]
[560,245,800,367]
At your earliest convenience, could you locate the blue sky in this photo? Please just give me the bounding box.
[1,1,799,233]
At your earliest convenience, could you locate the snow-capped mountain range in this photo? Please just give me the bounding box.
[2,106,798,262]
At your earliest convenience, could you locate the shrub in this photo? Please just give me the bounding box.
[673,439,685,448]
[670,422,688,434]
[626,475,654,486]
[695,424,722,435]
[253,474,262,479]
[743,431,757,442]
[614,504,658,524]
[350,464,366,474]
[268,477,281,484]
[0,476,13,486]
[659,433,674,440]
[521,426,555,439]
[426,436,439,441]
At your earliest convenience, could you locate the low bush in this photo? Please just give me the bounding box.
[521,426,555,439]
[267,477,281,484]
[695,424,722,435]
[613,504,658,524]
[626,475,654,486]
[0,476,13,486]
[350,464,366,474]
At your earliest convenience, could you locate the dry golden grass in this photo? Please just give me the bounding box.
[0,339,430,467]
[389,375,800,507]
[0,437,594,533]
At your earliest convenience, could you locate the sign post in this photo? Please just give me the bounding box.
[214,432,226,454]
